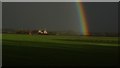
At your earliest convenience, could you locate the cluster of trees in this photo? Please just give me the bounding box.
[2,29,48,35]
[2,29,119,37]
[2,29,38,34]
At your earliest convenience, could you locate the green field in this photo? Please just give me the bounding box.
[2,34,119,67]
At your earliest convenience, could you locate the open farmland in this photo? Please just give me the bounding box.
[2,34,119,67]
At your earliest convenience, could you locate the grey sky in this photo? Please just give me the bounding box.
[1,0,119,2]
[2,2,118,34]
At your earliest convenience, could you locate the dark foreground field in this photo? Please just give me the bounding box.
[2,34,119,67]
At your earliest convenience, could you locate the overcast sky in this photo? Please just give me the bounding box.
[2,2,118,34]
[1,0,119,2]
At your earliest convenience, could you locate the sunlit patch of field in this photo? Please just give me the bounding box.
[2,34,119,67]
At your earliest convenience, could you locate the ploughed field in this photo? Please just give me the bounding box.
[2,34,119,67]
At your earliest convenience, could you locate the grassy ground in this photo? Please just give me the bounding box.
[2,34,119,67]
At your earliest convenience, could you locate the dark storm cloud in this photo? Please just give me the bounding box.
[2,2,80,33]
[2,2,118,34]
[84,2,118,33]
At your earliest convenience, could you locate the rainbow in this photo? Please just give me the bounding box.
[76,2,90,36]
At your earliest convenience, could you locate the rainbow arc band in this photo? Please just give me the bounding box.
[76,1,90,36]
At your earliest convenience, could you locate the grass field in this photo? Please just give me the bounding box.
[2,34,119,67]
